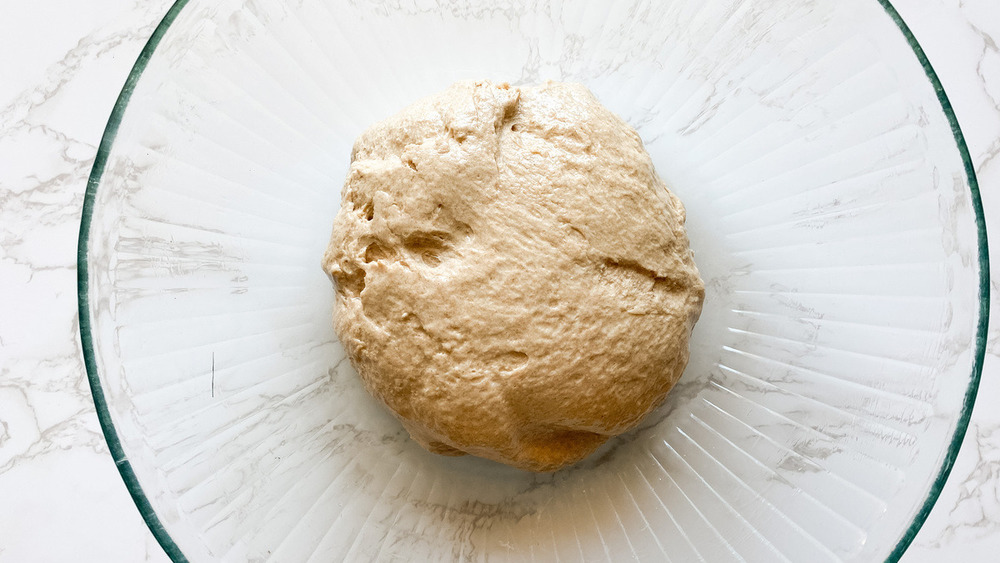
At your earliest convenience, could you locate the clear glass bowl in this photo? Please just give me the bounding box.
[78,0,989,561]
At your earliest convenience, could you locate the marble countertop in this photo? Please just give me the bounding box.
[0,0,996,561]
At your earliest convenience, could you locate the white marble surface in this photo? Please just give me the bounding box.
[0,0,995,561]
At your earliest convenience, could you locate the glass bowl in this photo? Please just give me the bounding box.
[78,0,988,561]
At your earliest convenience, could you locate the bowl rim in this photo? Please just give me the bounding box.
[76,1,990,561]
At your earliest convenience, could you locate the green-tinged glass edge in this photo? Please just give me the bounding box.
[76,1,192,562]
[77,1,988,562]
[877,1,990,561]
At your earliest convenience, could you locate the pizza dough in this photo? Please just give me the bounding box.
[322,80,704,472]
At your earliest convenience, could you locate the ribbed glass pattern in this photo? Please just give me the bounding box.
[80,0,987,561]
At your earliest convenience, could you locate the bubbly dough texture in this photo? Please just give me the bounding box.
[323,81,704,472]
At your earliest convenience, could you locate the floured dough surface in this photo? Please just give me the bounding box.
[323,80,704,472]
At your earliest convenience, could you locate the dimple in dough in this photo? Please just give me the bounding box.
[323,80,704,472]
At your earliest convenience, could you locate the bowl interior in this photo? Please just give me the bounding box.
[80,0,987,561]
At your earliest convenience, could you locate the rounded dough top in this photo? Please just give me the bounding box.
[323,80,704,472]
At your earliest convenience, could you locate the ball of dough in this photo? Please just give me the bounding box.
[323,80,704,472]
